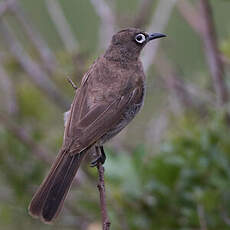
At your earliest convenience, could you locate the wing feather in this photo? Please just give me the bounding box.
[68,87,141,154]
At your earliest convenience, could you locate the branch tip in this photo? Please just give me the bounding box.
[67,77,77,90]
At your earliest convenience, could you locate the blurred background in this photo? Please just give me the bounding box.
[0,0,230,229]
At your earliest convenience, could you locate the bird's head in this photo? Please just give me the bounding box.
[105,28,166,62]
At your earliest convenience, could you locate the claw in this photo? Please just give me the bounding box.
[90,155,105,167]
[90,146,106,167]
[90,159,99,167]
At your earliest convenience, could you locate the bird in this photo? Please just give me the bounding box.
[28,28,166,223]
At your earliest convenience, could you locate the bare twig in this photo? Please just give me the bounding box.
[67,77,78,90]
[154,51,193,109]
[221,54,230,67]
[6,0,58,74]
[0,19,69,110]
[197,204,207,230]
[95,147,110,230]
[176,0,205,34]
[0,111,89,186]
[145,110,169,148]
[0,112,52,164]
[0,64,18,115]
[177,0,228,105]
[45,0,78,53]
[97,162,111,230]
[221,207,230,226]
[89,0,115,50]
[154,49,216,118]
[199,0,228,105]
[133,0,154,28]
[142,0,178,72]
[0,1,9,16]
[154,49,194,115]
[0,113,90,229]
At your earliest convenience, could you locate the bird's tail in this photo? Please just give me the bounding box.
[28,148,86,223]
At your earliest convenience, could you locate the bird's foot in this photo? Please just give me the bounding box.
[90,146,106,167]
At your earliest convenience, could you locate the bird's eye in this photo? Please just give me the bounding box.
[135,33,146,44]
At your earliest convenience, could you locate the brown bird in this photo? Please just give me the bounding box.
[28,28,166,223]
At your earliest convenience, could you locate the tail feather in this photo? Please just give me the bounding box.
[29,149,86,222]
[42,154,83,222]
[28,149,66,217]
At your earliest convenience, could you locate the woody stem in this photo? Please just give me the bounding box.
[96,147,111,230]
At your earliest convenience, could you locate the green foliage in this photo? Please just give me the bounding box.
[3,111,230,230]
[221,38,230,59]
[101,113,230,230]
[0,0,230,229]
[0,130,45,202]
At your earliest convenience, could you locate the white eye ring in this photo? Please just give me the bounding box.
[135,33,146,44]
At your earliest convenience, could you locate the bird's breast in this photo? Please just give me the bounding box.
[99,85,145,144]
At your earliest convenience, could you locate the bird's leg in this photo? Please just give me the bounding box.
[99,146,106,164]
[90,146,106,167]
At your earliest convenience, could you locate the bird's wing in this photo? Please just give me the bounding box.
[65,86,142,154]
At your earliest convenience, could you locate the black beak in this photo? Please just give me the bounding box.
[148,33,167,41]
